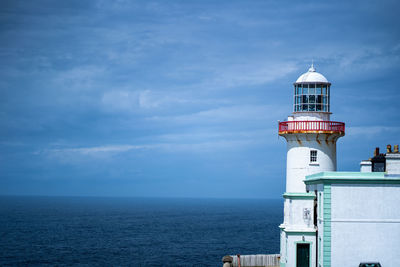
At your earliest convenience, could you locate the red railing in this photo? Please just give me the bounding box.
[278,120,345,134]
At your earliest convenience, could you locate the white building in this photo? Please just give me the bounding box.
[278,66,400,267]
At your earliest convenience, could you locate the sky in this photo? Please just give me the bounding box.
[0,0,399,198]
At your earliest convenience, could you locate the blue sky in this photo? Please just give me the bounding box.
[1,0,399,198]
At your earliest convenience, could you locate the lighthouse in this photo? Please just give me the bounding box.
[278,65,345,267]
[221,65,400,267]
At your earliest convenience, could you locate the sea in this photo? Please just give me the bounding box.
[0,196,282,266]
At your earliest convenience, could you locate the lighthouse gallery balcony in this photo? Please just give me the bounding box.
[278,120,345,135]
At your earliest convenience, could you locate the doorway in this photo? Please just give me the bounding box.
[296,243,310,267]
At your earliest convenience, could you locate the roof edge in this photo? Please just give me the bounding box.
[304,171,400,185]
[283,192,316,199]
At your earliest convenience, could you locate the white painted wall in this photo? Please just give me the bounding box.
[330,184,400,267]
[279,229,286,263]
[331,222,399,267]
[293,112,330,121]
[283,198,315,229]
[331,184,400,219]
[284,133,339,192]
[386,153,400,174]
[360,160,372,172]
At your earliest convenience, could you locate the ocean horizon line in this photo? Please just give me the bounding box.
[0,194,282,201]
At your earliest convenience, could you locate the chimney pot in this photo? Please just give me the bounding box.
[374,147,379,157]
[394,145,399,153]
[387,144,392,153]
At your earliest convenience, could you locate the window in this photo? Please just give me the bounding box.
[293,83,330,112]
[302,86,308,94]
[310,150,317,162]
[372,162,385,172]
[316,85,322,94]
[317,95,322,104]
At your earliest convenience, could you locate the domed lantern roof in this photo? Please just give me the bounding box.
[295,64,329,84]
[292,64,332,113]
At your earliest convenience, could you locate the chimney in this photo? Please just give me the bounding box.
[387,144,392,153]
[394,145,399,153]
[374,147,379,157]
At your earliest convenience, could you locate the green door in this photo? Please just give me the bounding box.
[296,243,310,267]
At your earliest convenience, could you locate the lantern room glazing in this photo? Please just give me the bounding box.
[293,83,330,112]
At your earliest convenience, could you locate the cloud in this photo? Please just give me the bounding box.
[201,61,298,89]
[37,144,151,163]
[1,0,399,197]
[157,129,275,143]
[52,65,107,91]
[37,126,278,163]
[137,90,192,109]
[346,126,400,138]
[54,145,146,154]
[300,44,400,81]
[334,46,399,72]
[101,90,140,112]
[100,89,199,112]
[148,104,287,126]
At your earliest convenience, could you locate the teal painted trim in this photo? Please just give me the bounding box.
[323,184,331,267]
[283,192,316,199]
[308,171,385,179]
[306,179,400,185]
[294,241,313,267]
[304,171,400,185]
[283,230,316,236]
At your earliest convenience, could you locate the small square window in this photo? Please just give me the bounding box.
[310,150,317,162]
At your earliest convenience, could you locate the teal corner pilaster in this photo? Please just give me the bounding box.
[323,184,331,267]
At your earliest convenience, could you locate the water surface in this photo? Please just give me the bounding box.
[0,196,282,266]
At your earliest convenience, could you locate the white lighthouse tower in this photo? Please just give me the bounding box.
[278,65,345,267]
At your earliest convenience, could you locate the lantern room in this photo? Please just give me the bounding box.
[293,64,331,113]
